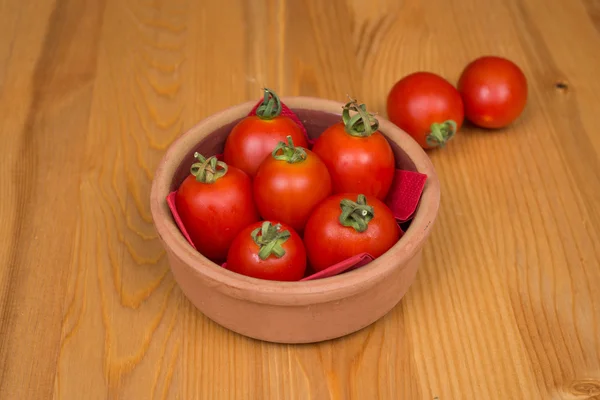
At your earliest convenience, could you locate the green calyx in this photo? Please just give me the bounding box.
[190,152,228,184]
[342,97,380,137]
[272,135,308,164]
[250,221,291,260]
[426,120,458,148]
[255,88,283,120]
[338,194,375,233]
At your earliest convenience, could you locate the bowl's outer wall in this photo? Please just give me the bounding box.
[151,97,440,343]
[166,245,421,343]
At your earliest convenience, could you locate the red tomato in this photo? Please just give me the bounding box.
[386,71,464,149]
[175,153,260,262]
[303,193,401,272]
[223,88,308,178]
[312,99,395,200]
[254,136,332,233]
[226,221,307,281]
[458,56,528,129]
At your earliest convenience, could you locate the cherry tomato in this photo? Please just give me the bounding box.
[226,221,307,281]
[303,193,401,272]
[175,153,260,262]
[223,88,308,178]
[254,136,332,233]
[458,56,528,129]
[386,71,464,149]
[312,99,395,200]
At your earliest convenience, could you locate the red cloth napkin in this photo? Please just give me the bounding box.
[386,169,428,222]
[166,192,196,250]
[166,98,428,281]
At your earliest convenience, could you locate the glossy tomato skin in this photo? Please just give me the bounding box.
[458,56,528,129]
[312,123,395,200]
[226,221,307,281]
[303,193,401,272]
[223,115,308,178]
[175,165,260,262]
[254,149,332,233]
[386,71,464,149]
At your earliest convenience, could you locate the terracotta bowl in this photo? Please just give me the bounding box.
[150,96,440,344]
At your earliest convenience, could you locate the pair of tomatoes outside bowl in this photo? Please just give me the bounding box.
[386,55,528,150]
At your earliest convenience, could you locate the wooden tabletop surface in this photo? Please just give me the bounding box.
[2,0,600,398]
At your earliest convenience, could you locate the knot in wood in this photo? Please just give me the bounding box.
[570,380,600,397]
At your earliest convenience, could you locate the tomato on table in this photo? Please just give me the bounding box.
[386,71,464,149]
[312,99,395,200]
[303,193,401,272]
[175,153,260,262]
[253,136,332,233]
[457,56,528,129]
[223,88,309,178]
[226,221,307,281]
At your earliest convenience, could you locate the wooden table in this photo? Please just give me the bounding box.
[2,0,600,398]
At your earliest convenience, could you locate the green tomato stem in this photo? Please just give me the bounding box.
[338,194,375,233]
[426,120,458,148]
[255,88,283,120]
[251,221,290,260]
[342,97,380,137]
[272,135,308,164]
[190,153,228,184]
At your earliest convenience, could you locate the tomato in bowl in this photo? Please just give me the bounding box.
[150,96,440,344]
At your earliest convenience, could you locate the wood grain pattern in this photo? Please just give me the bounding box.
[1,0,599,398]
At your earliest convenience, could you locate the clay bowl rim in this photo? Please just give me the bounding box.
[150,96,440,306]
